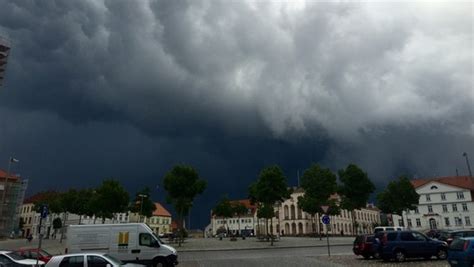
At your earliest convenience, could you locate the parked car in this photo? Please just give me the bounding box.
[376,230,448,262]
[373,226,405,234]
[353,234,378,259]
[440,230,474,245]
[0,251,45,266]
[45,253,145,267]
[14,248,52,263]
[426,229,450,240]
[447,237,474,267]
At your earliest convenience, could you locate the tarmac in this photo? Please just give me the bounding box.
[0,236,354,254]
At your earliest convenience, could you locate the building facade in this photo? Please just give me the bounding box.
[144,203,172,235]
[209,189,381,237]
[404,176,474,231]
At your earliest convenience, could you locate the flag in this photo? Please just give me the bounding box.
[10,157,19,163]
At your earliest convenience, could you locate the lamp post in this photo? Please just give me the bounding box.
[463,152,472,177]
[138,194,147,223]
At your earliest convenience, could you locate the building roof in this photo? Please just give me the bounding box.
[23,191,58,204]
[0,169,19,181]
[411,176,474,190]
[152,202,171,217]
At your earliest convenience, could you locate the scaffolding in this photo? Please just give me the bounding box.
[0,174,27,237]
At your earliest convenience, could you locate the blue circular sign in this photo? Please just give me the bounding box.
[321,215,330,225]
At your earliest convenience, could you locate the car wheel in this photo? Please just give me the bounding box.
[373,252,380,259]
[363,254,370,259]
[154,258,168,267]
[395,250,406,262]
[436,248,447,260]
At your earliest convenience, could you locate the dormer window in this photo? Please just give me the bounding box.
[430,185,438,190]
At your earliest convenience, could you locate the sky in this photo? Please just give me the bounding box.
[0,0,472,229]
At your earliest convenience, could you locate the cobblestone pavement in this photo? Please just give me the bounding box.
[318,255,450,267]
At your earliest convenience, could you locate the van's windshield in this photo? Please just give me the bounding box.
[152,232,163,244]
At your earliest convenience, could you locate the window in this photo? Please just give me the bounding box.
[445,217,450,226]
[426,194,431,201]
[441,193,446,200]
[455,217,463,226]
[398,219,403,226]
[452,204,458,212]
[412,232,427,241]
[428,205,433,213]
[462,203,468,211]
[407,219,412,227]
[465,216,471,226]
[406,210,410,215]
[87,256,109,267]
[59,256,84,267]
[442,204,448,213]
[414,207,419,214]
[416,218,421,227]
[387,232,398,241]
[400,232,416,241]
[430,185,438,190]
[457,192,465,199]
[139,233,153,246]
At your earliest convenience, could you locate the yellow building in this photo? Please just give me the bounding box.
[145,203,172,235]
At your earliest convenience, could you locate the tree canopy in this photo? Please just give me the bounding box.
[338,164,375,211]
[377,176,419,216]
[93,179,130,221]
[298,164,338,215]
[163,164,207,246]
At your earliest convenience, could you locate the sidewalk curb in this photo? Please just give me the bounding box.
[178,242,352,253]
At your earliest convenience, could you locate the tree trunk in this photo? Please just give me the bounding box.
[265,218,268,241]
[318,213,322,240]
[178,214,183,247]
[270,217,274,246]
[79,215,82,225]
[238,216,241,237]
[60,212,67,243]
[352,210,356,236]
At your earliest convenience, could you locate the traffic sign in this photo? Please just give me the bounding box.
[40,205,49,219]
[321,215,330,225]
[321,205,329,213]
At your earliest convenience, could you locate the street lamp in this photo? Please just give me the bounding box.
[138,194,147,223]
[463,152,472,177]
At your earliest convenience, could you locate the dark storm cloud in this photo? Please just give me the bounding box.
[0,1,472,227]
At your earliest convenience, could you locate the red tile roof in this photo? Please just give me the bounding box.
[23,191,59,204]
[411,176,474,190]
[152,202,171,217]
[0,169,19,181]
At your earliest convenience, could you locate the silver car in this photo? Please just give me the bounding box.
[45,253,144,267]
[0,251,45,266]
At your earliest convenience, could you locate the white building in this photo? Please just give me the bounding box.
[403,176,474,231]
[209,188,381,237]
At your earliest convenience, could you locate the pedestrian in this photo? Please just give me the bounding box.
[27,233,33,243]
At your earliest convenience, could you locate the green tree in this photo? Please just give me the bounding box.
[213,196,233,237]
[298,164,337,237]
[249,165,291,246]
[93,179,130,223]
[338,164,375,235]
[163,165,207,246]
[232,202,248,238]
[130,187,157,220]
[377,176,419,227]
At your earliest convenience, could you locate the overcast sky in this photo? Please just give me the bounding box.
[0,1,472,228]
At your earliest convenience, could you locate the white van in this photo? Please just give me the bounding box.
[373,226,406,234]
[67,223,177,266]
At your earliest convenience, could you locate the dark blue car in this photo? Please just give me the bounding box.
[448,237,474,267]
[375,230,448,262]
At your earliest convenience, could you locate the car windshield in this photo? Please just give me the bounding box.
[103,254,123,265]
[7,253,25,261]
[450,239,467,250]
[152,232,163,244]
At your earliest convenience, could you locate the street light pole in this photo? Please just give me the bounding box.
[138,194,147,223]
